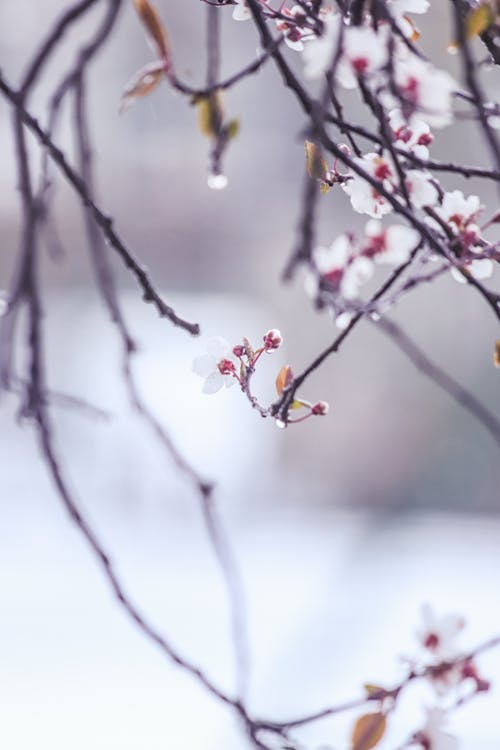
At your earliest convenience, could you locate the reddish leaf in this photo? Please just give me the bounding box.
[120,61,165,113]
[134,0,170,60]
[276,365,293,396]
[494,340,500,368]
[351,712,387,750]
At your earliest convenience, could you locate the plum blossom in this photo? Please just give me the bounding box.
[311,233,374,300]
[342,152,395,218]
[336,25,388,89]
[341,255,374,298]
[263,328,283,350]
[405,169,439,208]
[232,0,251,21]
[415,708,459,750]
[394,55,456,127]
[311,400,330,415]
[276,5,313,51]
[192,336,238,394]
[433,190,482,231]
[389,108,434,160]
[302,13,340,79]
[430,191,493,282]
[388,0,430,39]
[416,604,465,661]
[363,219,420,264]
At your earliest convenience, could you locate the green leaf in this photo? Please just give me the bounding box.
[227,119,240,139]
[195,91,224,138]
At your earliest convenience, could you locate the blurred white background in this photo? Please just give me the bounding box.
[1,2,500,748]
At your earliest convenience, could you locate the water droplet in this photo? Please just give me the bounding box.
[370,312,380,321]
[208,173,228,190]
[275,419,286,430]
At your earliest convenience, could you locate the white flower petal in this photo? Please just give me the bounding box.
[192,354,216,378]
[202,371,225,394]
[206,336,231,359]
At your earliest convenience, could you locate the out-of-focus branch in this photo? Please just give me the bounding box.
[0,72,200,336]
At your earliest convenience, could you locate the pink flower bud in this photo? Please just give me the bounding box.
[311,401,329,416]
[233,344,245,357]
[217,358,236,375]
[338,143,351,158]
[263,328,283,351]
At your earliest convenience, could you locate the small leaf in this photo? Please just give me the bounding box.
[134,0,170,59]
[290,399,308,410]
[351,712,387,750]
[196,91,224,138]
[227,119,240,139]
[120,61,165,112]
[305,140,328,181]
[494,340,500,368]
[465,3,494,38]
[363,684,386,699]
[276,365,293,396]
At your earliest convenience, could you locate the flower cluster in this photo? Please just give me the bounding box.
[192,331,329,426]
[308,220,420,312]
[192,329,283,394]
[403,605,491,749]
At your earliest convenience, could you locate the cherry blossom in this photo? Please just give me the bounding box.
[405,169,439,208]
[311,400,329,415]
[341,255,374,299]
[363,219,420,265]
[416,604,465,661]
[415,708,459,750]
[232,0,251,22]
[192,336,239,394]
[430,191,493,282]
[433,190,482,231]
[263,328,283,350]
[342,152,395,218]
[389,108,434,160]
[276,5,313,51]
[302,13,340,79]
[393,55,456,128]
[388,0,430,39]
[336,25,388,90]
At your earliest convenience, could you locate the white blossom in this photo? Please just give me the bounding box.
[232,0,251,21]
[389,108,434,160]
[394,55,456,127]
[302,14,340,79]
[313,234,352,275]
[417,708,459,750]
[434,190,482,230]
[192,337,238,394]
[342,153,394,218]
[276,5,312,51]
[341,255,374,299]
[336,25,388,89]
[364,219,420,265]
[406,169,439,208]
[416,604,465,660]
[388,0,430,38]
